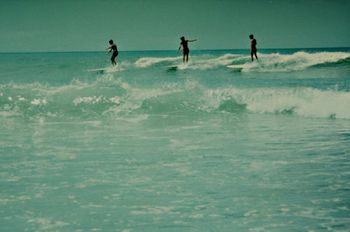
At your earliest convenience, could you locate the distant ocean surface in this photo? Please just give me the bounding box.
[1,48,350,231]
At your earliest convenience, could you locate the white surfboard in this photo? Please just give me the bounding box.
[166,63,188,71]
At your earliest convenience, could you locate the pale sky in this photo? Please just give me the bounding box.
[0,0,349,52]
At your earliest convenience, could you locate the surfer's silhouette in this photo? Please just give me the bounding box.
[249,34,258,61]
[178,36,197,63]
[107,40,118,66]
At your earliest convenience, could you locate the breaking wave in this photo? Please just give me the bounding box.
[1,77,350,120]
[132,51,350,72]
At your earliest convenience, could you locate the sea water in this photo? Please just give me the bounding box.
[0,48,350,231]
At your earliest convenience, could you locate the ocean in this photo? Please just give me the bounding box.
[1,48,350,231]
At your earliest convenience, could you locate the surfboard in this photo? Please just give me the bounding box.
[87,66,120,74]
[166,65,178,71]
[87,68,107,74]
[166,64,188,71]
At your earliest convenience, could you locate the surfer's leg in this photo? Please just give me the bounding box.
[183,51,189,63]
[111,52,117,66]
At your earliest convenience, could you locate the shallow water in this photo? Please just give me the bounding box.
[1,48,350,231]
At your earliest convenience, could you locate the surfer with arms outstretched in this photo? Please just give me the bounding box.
[107,40,118,66]
[178,36,197,63]
[249,34,258,61]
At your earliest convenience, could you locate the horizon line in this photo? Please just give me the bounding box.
[1,46,349,54]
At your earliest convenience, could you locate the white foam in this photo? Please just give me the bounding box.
[135,56,179,68]
[205,87,350,119]
[235,51,350,72]
[73,96,121,105]
[133,51,350,71]
[161,53,243,70]
[30,98,47,106]
[189,53,242,70]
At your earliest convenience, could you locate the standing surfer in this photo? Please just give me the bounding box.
[107,40,118,66]
[249,34,258,61]
[178,36,197,63]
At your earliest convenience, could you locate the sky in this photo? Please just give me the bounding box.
[0,0,349,52]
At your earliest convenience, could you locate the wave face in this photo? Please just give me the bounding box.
[0,49,350,119]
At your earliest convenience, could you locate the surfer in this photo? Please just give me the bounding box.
[178,36,197,63]
[107,40,118,66]
[249,34,258,61]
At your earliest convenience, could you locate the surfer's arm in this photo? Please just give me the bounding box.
[188,39,197,42]
[106,46,112,52]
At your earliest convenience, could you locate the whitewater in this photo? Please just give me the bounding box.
[1,48,350,231]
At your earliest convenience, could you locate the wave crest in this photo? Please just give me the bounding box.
[205,87,350,119]
[231,52,350,72]
[135,57,179,68]
[133,51,350,72]
[1,78,350,120]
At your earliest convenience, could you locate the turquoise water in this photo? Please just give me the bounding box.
[1,48,350,231]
